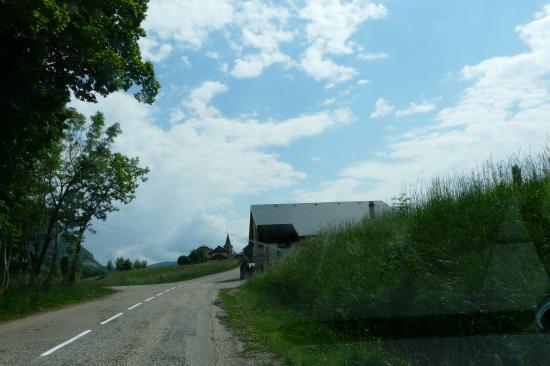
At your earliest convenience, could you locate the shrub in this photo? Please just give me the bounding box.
[177,255,191,265]
[189,248,207,264]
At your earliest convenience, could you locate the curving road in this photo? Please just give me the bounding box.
[0,268,248,366]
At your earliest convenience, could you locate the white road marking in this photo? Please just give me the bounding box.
[128,303,142,310]
[100,312,123,325]
[40,330,92,356]
[145,296,155,302]
[156,292,163,296]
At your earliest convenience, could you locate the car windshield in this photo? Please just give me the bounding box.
[0,1,549,365]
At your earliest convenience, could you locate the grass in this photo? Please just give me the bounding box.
[93,260,240,286]
[1,260,239,322]
[229,150,550,364]
[220,288,409,366]
[0,280,115,323]
[223,288,550,365]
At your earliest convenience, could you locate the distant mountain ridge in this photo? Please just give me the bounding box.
[44,237,104,275]
[148,261,176,269]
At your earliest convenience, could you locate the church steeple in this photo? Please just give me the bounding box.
[223,234,233,254]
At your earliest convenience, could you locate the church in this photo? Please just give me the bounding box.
[207,235,234,261]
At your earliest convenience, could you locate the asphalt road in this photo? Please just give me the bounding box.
[0,268,249,366]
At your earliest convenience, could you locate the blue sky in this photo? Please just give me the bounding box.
[73,0,550,264]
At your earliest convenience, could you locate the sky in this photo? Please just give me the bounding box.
[72,0,550,265]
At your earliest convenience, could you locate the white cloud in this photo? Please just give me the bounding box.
[231,52,292,78]
[142,0,234,49]
[357,79,370,85]
[295,178,365,202]
[370,97,394,118]
[220,63,229,74]
[139,0,389,81]
[181,55,191,68]
[321,98,336,106]
[299,0,388,83]
[72,83,355,262]
[162,214,248,254]
[358,51,388,61]
[184,81,228,117]
[296,5,550,203]
[236,1,294,51]
[206,51,220,59]
[169,108,185,125]
[395,101,436,117]
[230,1,295,78]
[300,44,357,82]
[139,37,174,62]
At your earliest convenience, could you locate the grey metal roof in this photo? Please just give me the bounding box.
[250,201,392,237]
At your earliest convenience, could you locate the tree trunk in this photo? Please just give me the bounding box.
[32,180,75,280]
[44,231,59,289]
[0,238,11,296]
[68,228,86,284]
[68,213,93,284]
[68,238,81,284]
[31,207,60,280]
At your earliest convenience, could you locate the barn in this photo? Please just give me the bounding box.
[249,200,392,270]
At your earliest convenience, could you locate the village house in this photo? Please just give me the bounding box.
[207,235,234,261]
[249,201,392,270]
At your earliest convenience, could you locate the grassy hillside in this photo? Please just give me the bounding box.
[0,281,114,323]
[228,150,550,364]
[94,260,239,286]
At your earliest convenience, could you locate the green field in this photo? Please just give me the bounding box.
[225,151,550,365]
[93,260,239,286]
[1,261,239,322]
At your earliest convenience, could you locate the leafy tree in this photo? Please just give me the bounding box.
[0,201,16,295]
[189,249,207,264]
[106,260,114,272]
[62,112,148,282]
[122,258,133,271]
[133,259,147,269]
[0,0,159,287]
[29,111,148,282]
[115,257,125,271]
[177,255,191,265]
[0,0,159,194]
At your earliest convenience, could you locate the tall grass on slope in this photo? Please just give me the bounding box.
[247,151,550,325]
[0,279,114,322]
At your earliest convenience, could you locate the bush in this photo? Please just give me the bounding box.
[189,248,207,264]
[177,255,191,265]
